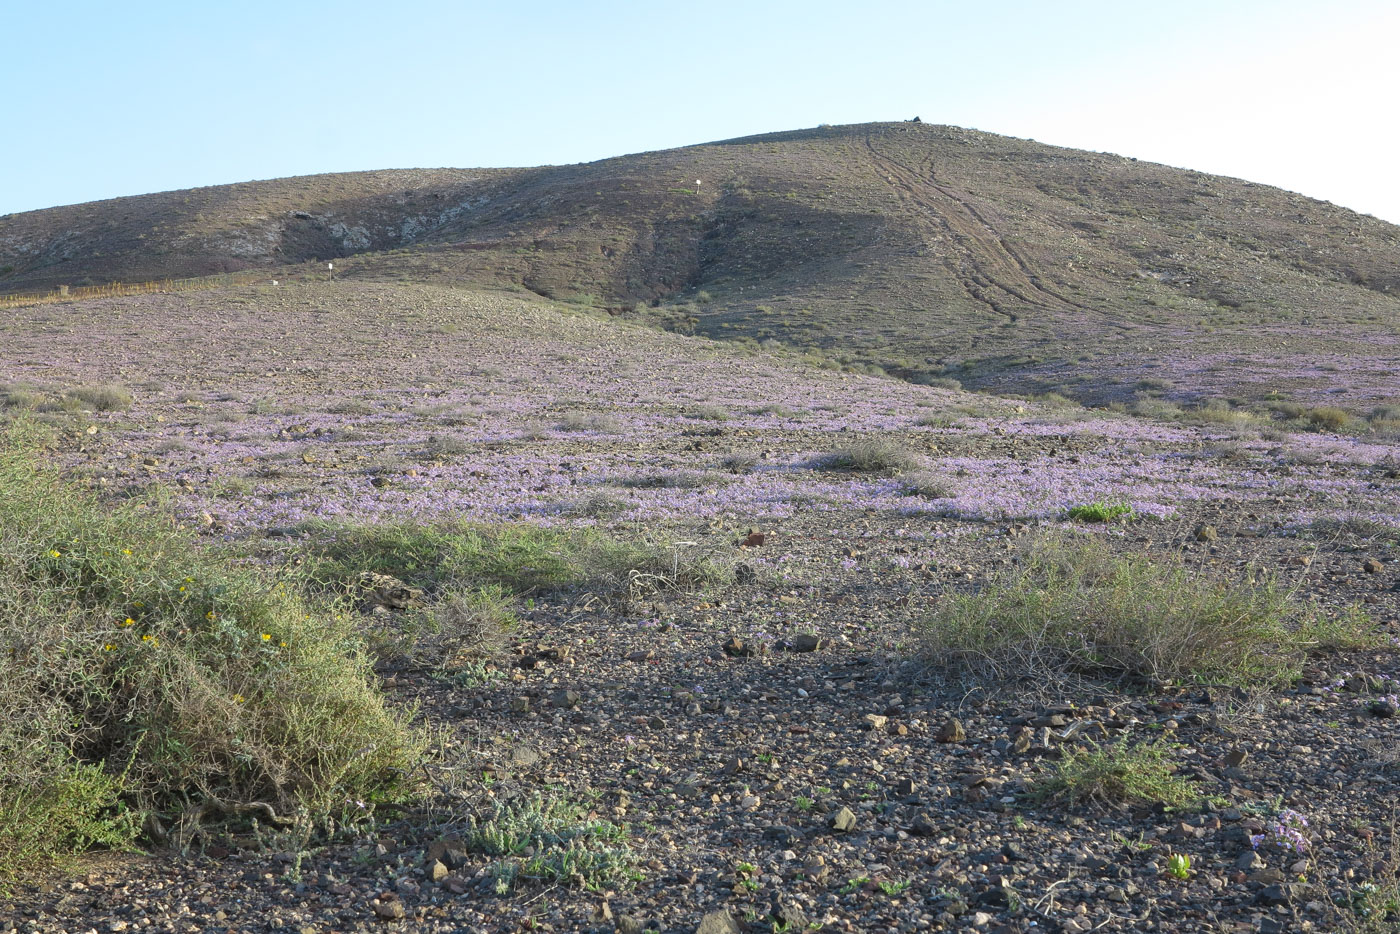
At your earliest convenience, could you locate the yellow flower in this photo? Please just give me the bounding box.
[233,694,245,704]
[122,549,132,555]
[279,641,287,648]
[206,611,216,620]
[179,586,186,592]
[49,550,61,558]
[141,634,159,646]
[122,618,135,627]
[103,644,114,651]
[260,633,271,642]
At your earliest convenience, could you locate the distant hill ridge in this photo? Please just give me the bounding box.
[4,122,1398,405]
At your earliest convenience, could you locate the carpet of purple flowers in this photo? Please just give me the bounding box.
[2,282,1395,543]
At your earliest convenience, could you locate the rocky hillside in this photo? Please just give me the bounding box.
[4,122,1398,405]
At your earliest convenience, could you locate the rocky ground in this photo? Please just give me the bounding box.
[2,282,1398,933]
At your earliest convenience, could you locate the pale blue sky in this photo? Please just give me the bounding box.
[4,0,1398,222]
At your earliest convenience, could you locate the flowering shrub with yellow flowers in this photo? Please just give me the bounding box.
[0,425,422,878]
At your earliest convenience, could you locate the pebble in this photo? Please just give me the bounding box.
[830,807,858,832]
[370,897,404,920]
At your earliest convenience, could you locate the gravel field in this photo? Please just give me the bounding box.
[2,282,1398,933]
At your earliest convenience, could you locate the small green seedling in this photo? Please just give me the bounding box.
[1167,852,1192,880]
[1064,501,1136,523]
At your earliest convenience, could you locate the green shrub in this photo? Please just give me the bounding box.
[0,426,422,877]
[815,439,922,475]
[1265,400,1308,421]
[1064,501,1136,523]
[366,585,516,670]
[1305,406,1352,432]
[614,470,711,489]
[0,750,138,878]
[911,374,962,391]
[686,404,731,421]
[327,398,373,416]
[70,384,134,412]
[298,520,577,594]
[561,491,629,518]
[917,534,1375,687]
[1368,404,1400,424]
[719,453,759,473]
[1128,398,1184,420]
[1034,740,1199,808]
[295,519,729,603]
[0,388,45,411]
[1186,399,1254,428]
[1034,392,1080,409]
[555,412,621,433]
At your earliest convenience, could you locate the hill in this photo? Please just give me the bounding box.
[3,122,1398,407]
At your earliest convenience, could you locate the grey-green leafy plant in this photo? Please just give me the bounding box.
[467,795,635,892]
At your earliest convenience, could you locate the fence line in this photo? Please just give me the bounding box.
[0,270,285,310]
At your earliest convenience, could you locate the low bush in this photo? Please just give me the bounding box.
[295,519,730,604]
[1034,740,1199,808]
[327,398,373,416]
[1305,406,1352,432]
[419,435,473,458]
[613,470,711,489]
[0,388,45,411]
[814,439,922,475]
[365,585,516,670]
[561,491,629,518]
[1185,399,1255,428]
[918,534,1375,687]
[70,384,134,412]
[1064,501,1136,523]
[1128,398,1184,420]
[719,453,759,473]
[686,404,731,421]
[0,426,421,878]
[555,412,620,433]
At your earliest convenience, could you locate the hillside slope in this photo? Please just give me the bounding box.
[4,122,1398,405]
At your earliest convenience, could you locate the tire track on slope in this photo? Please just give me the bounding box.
[862,130,1092,320]
[858,134,1019,323]
[911,149,1098,315]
